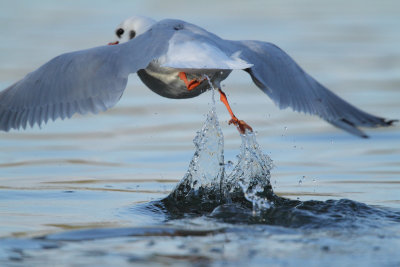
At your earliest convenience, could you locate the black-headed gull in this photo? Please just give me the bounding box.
[0,16,395,136]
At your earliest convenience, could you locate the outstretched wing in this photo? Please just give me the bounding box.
[233,40,394,138]
[0,22,175,131]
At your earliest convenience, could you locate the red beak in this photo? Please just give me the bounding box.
[108,41,119,45]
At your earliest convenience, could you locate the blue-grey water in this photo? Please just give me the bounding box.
[0,1,400,266]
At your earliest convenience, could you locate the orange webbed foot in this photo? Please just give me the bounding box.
[228,117,253,134]
[187,79,201,90]
[178,72,204,91]
[218,88,253,134]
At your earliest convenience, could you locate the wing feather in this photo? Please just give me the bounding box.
[233,40,395,137]
[0,21,175,131]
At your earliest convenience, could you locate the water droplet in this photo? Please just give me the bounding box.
[225,160,234,172]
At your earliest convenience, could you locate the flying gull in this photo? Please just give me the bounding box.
[0,16,395,137]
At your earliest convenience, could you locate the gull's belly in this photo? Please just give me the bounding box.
[137,62,231,99]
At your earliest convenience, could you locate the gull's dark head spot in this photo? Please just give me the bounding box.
[112,16,156,44]
[116,28,124,38]
[129,30,136,39]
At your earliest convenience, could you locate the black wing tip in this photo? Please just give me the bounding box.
[344,117,396,138]
[385,119,398,126]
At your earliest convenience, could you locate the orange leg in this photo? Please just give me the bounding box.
[218,88,253,134]
[178,72,203,91]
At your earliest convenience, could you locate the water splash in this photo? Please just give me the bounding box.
[166,86,275,213]
[169,91,225,204]
[226,131,274,212]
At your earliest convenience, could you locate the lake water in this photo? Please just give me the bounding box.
[0,1,399,266]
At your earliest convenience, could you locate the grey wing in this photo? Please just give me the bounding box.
[234,40,395,138]
[0,24,174,131]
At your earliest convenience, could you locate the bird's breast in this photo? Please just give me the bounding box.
[137,62,231,99]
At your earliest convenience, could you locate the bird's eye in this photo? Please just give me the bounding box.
[129,30,136,39]
[116,28,124,38]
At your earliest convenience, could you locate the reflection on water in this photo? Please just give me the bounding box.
[0,0,400,266]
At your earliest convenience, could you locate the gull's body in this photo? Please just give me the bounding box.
[137,62,231,99]
[0,16,395,137]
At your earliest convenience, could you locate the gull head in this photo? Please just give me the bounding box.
[108,16,156,45]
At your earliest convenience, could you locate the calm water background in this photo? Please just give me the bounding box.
[0,0,399,266]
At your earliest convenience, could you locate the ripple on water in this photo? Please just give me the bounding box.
[148,98,400,231]
[1,92,399,266]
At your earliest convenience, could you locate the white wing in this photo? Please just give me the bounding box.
[156,21,252,71]
[232,40,395,137]
[0,21,175,131]
[160,40,252,70]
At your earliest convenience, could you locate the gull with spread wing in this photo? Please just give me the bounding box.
[0,16,395,137]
